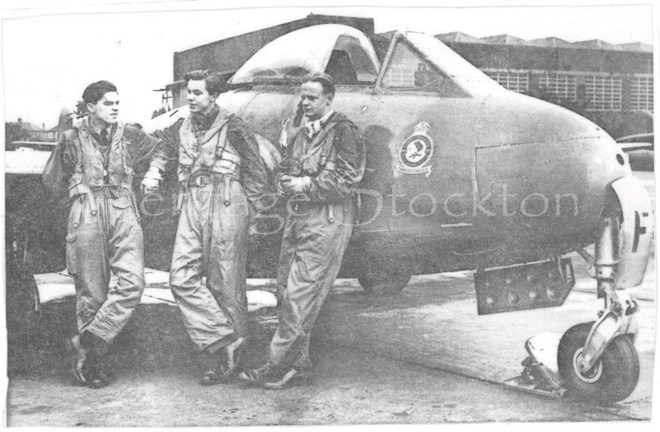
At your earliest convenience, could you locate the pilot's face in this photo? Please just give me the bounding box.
[87,91,119,126]
[300,81,332,121]
[187,79,217,115]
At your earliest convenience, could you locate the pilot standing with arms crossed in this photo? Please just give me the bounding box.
[43,80,164,388]
[142,70,270,385]
[240,73,365,389]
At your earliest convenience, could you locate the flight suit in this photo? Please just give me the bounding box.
[269,111,365,370]
[42,117,161,343]
[151,106,269,352]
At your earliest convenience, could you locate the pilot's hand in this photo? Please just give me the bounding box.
[141,177,160,195]
[142,166,162,195]
[280,175,311,194]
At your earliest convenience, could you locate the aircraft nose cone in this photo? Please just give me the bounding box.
[474,92,630,247]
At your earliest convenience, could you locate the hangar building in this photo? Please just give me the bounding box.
[437,32,653,138]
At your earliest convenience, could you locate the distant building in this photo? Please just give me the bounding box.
[437,32,653,138]
[161,14,653,138]
[5,118,57,147]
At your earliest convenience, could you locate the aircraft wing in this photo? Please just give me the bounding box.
[616,132,653,153]
[5,146,52,175]
[33,268,278,311]
[618,142,653,152]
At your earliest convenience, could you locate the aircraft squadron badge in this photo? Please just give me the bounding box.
[395,121,434,177]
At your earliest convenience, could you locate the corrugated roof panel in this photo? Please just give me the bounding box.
[436,32,484,44]
[435,32,651,53]
[528,37,574,48]
[482,34,528,45]
[615,42,653,53]
[573,39,617,50]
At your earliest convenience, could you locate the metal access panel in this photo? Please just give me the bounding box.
[474,258,575,315]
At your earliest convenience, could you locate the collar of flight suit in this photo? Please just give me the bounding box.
[90,122,114,143]
[294,110,343,169]
[78,115,125,153]
[189,106,232,146]
[179,106,232,161]
[304,109,335,139]
[191,104,220,133]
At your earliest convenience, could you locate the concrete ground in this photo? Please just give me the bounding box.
[4,250,656,426]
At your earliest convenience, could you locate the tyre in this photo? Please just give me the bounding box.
[358,272,411,296]
[558,322,639,404]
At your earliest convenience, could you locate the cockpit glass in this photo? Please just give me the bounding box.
[404,32,501,94]
[230,25,380,85]
[382,41,446,91]
[326,34,379,85]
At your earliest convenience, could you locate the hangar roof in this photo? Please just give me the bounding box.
[481,34,528,46]
[528,37,574,48]
[436,32,652,53]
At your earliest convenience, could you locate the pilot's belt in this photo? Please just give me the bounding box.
[187,171,237,188]
[185,171,237,207]
[70,183,131,204]
[89,184,132,197]
[69,184,139,229]
[188,172,214,187]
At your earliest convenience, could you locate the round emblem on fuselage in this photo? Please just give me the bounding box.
[395,122,435,177]
[400,135,433,167]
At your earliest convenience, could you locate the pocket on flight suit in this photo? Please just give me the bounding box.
[65,198,84,275]
[111,195,136,221]
[111,196,131,209]
[65,233,78,275]
[112,196,143,239]
[303,223,339,268]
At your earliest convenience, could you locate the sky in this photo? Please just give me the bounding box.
[0,0,656,128]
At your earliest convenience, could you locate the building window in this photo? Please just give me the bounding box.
[537,73,577,101]
[630,75,653,112]
[483,70,529,93]
[583,75,622,111]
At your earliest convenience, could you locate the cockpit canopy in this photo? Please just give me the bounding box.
[230,24,380,85]
[397,31,500,95]
[229,24,500,96]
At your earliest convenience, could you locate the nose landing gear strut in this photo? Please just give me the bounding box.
[506,176,652,404]
[556,214,640,403]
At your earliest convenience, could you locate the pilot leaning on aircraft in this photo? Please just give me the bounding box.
[241,73,365,389]
[42,80,164,389]
[143,69,270,386]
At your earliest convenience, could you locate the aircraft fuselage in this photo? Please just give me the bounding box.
[213,84,631,278]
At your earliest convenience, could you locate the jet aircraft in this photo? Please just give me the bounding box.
[5,24,654,404]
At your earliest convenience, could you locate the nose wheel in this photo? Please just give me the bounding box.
[507,178,651,404]
[557,322,639,403]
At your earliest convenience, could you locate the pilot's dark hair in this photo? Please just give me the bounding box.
[82,80,117,105]
[305,73,336,97]
[184,69,228,96]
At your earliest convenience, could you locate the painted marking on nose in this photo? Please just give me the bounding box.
[632,210,647,253]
